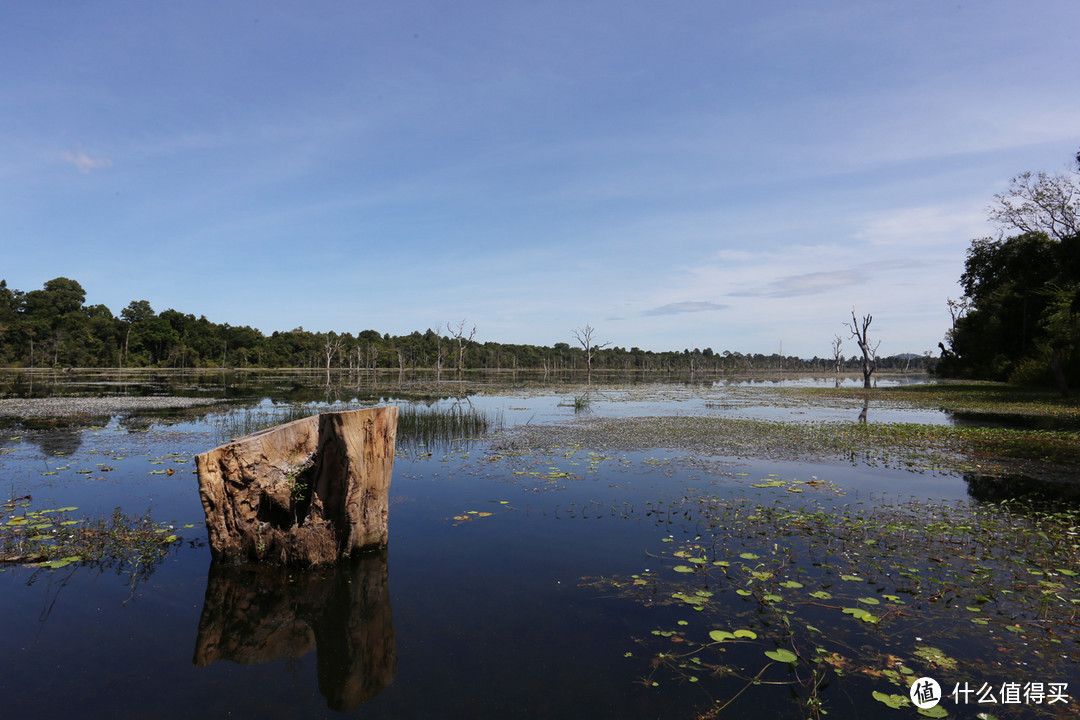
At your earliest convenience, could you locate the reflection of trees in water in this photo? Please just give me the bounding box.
[18,425,85,457]
[965,473,1080,507]
[194,550,396,712]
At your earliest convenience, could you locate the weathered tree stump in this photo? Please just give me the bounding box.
[195,406,397,566]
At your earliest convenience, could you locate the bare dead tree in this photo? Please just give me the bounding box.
[946,297,971,331]
[322,332,344,385]
[431,323,445,382]
[988,169,1079,241]
[572,324,611,383]
[830,335,843,375]
[843,309,880,389]
[447,320,477,374]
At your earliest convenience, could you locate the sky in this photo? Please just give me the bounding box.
[3,1,1079,358]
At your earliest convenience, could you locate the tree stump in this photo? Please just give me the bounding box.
[195,406,397,566]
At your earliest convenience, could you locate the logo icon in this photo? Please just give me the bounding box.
[910,677,942,709]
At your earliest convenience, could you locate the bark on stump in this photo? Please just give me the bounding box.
[195,406,397,566]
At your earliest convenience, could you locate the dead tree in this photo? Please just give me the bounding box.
[830,335,843,375]
[447,320,476,374]
[431,322,445,382]
[572,324,610,383]
[322,332,344,386]
[844,310,879,389]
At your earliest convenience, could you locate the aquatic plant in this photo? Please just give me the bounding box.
[214,400,503,455]
[1,497,180,582]
[583,479,1080,718]
[395,402,503,454]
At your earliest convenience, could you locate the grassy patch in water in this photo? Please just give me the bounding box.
[503,414,1080,483]
[215,401,503,454]
[802,381,1080,428]
[396,403,503,454]
[1,497,180,578]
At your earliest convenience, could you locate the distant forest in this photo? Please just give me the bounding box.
[0,277,927,374]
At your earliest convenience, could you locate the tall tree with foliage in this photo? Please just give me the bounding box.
[942,151,1080,393]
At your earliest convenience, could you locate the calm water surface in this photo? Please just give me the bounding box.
[0,378,1073,718]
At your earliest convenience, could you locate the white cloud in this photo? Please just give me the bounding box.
[643,301,728,316]
[854,203,989,249]
[61,148,112,174]
[730,269,864,298]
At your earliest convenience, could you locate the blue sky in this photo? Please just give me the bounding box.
[3,1,1078,357]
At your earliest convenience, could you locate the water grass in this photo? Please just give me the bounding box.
[213,401,504,454]
[212,402,346,442]
[396,402,503,453]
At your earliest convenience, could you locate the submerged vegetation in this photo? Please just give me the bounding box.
[583,477,1080,718]
[504,412,1080,485]
[1,497,180,579]
[807,382,1080,429]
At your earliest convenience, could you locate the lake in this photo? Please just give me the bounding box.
[0,371,1076,719]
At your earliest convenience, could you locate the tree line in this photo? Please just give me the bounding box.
[0,279,927,375]
[939,149,1080,394]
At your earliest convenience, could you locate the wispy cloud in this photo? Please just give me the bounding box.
[729,269,864,298]
[62,148,112,174]
[643,301,728,316]
[727,257,929,299]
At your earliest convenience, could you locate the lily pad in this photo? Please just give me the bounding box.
[872,691,909,709]
[764,648,797,664]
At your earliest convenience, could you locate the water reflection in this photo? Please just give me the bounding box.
[9,423,85,456]
[193,550,396,711]
[965,472,1080,507]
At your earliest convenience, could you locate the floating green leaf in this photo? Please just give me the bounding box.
[872,691,909,709]
[842,607,878,623]
[764,648,797,664]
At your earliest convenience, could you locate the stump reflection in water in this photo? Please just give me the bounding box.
[193,549,396,711]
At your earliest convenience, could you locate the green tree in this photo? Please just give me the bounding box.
[20,278,89,366]
[944,151,1080,392]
